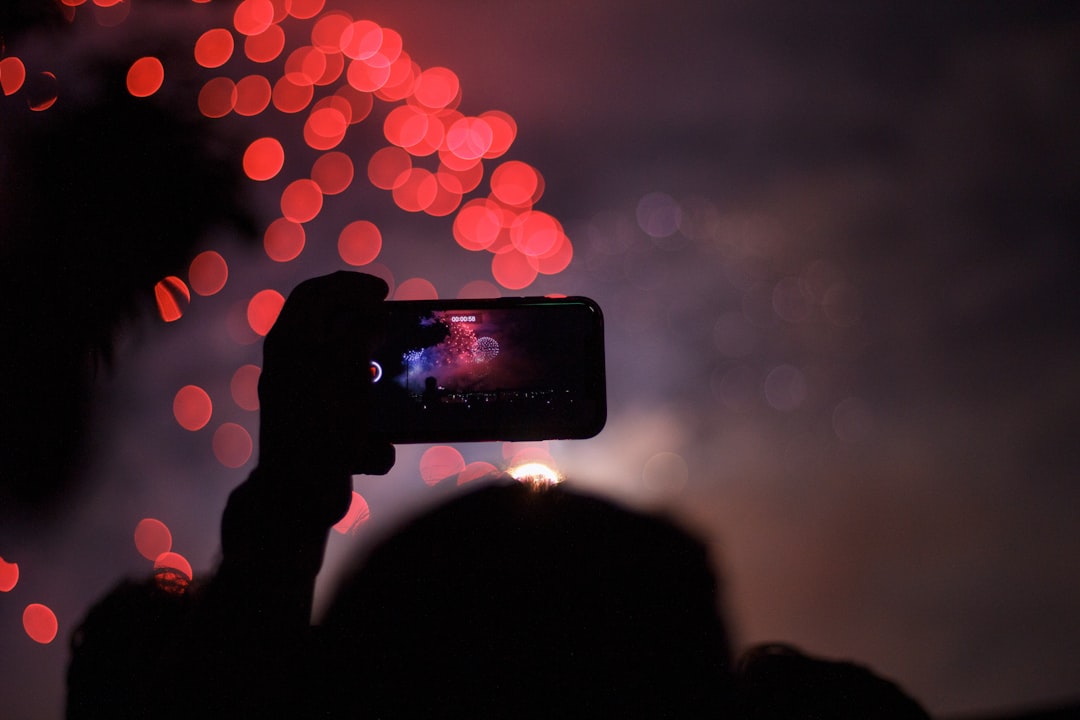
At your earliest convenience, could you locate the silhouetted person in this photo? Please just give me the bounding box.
[736,643,931,720]
[421,374,443,409]
[69,272,739,718]
[318,481,737,718]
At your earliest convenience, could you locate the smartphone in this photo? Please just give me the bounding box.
[368,296,606,443]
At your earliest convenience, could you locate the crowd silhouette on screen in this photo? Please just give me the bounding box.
[64,272,933,719]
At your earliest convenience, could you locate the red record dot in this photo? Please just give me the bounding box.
[245,25,285,63]
[247,289,285,336]
[154,552,193,581]
[234,74,272,116]
[155,276,190,322]
[312,151,354,195]
[243,137,284,181]
[231,364,261,411]
[213,423,254,469]
[394,277,438,300]
[134,518,172,561]
[338,220,382,266]
[126,57,164,98]
[419,445,465,486]
[195,28,234,69]
[23,604,58,645]
[264,218,306,262]
[367,146,412,190]
[0,556,19,593]
[198,77,237,118]
[492,249,538,290]
[173,385,213,431]
[280,179,323,223]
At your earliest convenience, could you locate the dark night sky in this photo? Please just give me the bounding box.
[1,2,1078,718]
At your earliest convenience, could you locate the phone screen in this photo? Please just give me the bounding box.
[369,297,606,443]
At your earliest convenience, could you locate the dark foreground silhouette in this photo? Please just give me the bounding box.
[67,272,941,719]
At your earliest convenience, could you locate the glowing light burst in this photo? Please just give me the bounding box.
[508,461,563,487]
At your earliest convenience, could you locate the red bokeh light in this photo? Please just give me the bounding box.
[311,151,354,195]
[456,280,501,299]
[26,71,59,111]
[529,235,574,275]
[384,104,429,148]
[267,0,290,22]
[481,110,517,158]
[0,57,26,96]
[491,249,538,290]
[338,220,382,266]
[0,556,19,592]
[213,423,254,469]
[173,384,213,431]
[334,85,373,124]
[272,75,314,113]
[288,0,325,20]
[332,491,371,534]
[419,445,465,486]
[311,10,352,51]
[245,25,286,63]
[491,160,542,207]
[510,210,562,257]
[280,179,323,222]
[195,28,235,69]
[412,66,459,110]
[23,604,58,645]
[134,518,173,561]
[453,199,502,251]
[439,160,483,194]
[346,55,391,92]
[233,0,274,36]
[457,460,499,486]
[340,20,382,60]
[264,217,306,262]
[189,251,228,297]
[154,552,193,581]
[446,116,493,160]
[367,146,412,190]
[424,178,463,218]
[231,364,261,411]
[248,289,285,336]
[155,276,190,322]
[394,277,438,300]
[315,51,344,86]
[392,167,438,213]
[285,45,327,86]
[304,105,348,150]
[234,74,272,116]
[378,28,404,63]
[126,56,164,98]
[375,52,418,101]
[243,136,285,181]
[198,77,238,118]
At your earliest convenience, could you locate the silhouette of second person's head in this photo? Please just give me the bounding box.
[318,481,736,718]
